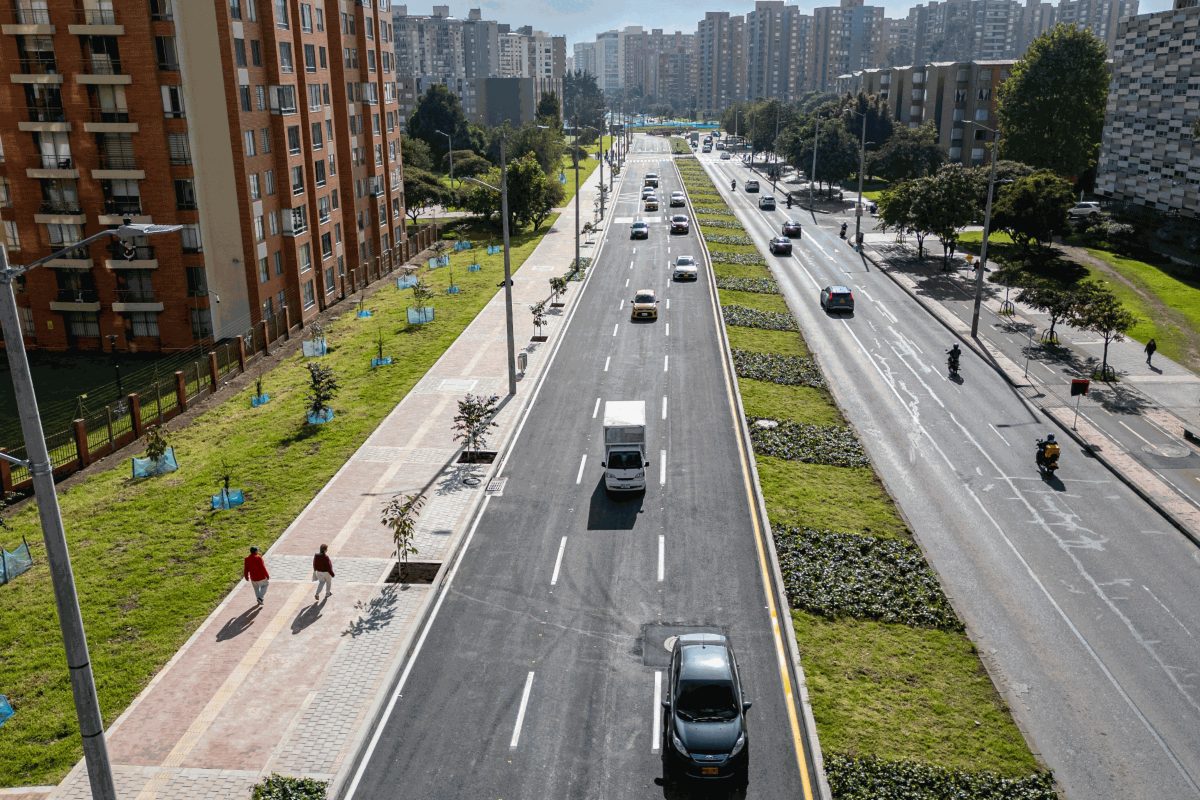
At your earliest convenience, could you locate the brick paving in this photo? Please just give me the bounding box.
[43,161,616,800]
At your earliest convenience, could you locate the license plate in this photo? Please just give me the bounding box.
[701,767,719,776]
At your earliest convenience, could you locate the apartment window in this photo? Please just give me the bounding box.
[265,169,276,195]
[258,255,269,282]
[287,125,301,154]
[274,250,283,275]
[186,266,207,296]
[328,152,336,175]
[230,0,243,19]
[315,7,324,30]
[129,312,159,338]
[151,0,174,20]
[234,38,247,67]
[279,41,293,72]
[249,173,261,199]
[274,0,288,27]
[251,39,262,66]
[161,85,186,118]
[4,220,20,250]
[19,306,34,335]
[254,214,265,241]
[314,159,326,186]
[365,17,374,39]
[268,210,279,235]
[299,242,312,272]
[239,85,252,112]
[373,113,380,135]
[308,84,322,111]
[245,0,257,21]
[261,128,271,153]
[190,308,213,340]
[165,132,191,166]
[287,205,308,235]
[291,165,304,195]
[243,129,257,156]
[321,231,333,259]
[181,224,202,253]
[311,122,323,149]
[300,3,313,31]
[318,194,331,221]
[974,108,989,122]
[324,266,334,292]
[0,178,10,208]
[304,44,316,72]
[319,47,327,69]
[155,36,179,70]
[255,85,266,111]
[302,279,316,309]
[65,312,101,338]
[322,84,330,106]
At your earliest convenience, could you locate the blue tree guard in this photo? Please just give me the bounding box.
[132,447,178,479]
[407,307,435,324]
[251,393,271,407]
[0,696,13,728]
[356,308,373,319]
[397,275,418,289]
[0,537,32,586]
[453,240,473,251]
[467,263,481,272]
[211,488,246,510]
[487,245,502,255]
[307,408,335,425]
[447,285,460,294]
[371,356,393,368]
[559,172,567,184]
[302,338,328,357]
[428,254,450,269]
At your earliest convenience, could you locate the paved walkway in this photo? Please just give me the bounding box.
[858,229,1200,543]
[44,164,619,800]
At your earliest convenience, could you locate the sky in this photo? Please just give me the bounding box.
[406,0,1175,49]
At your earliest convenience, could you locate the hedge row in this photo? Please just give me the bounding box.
[824,754,1056,800]
[704,233,755,246]
[732,349,823,387]
[696,218,743,229]
[749,419,868,468]
[711,251,767,266]
[722,305,798,332]
[693,205,737,217]
[251,774,328,800]
[716,276,779,294]
[773,526,963,631]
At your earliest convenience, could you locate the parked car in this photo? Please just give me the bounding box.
[758,195,776,210]
[782,219,802,238]
[820,285,855,313]
[1068,201,1102,220]
[768,236,792,255]
[631,289,659,320]
[662,633,751,783]
[672,255,699,281]
[670,215,690,234]
[630,220,649,239]
[745,180,760,193]
[670,191,687,207]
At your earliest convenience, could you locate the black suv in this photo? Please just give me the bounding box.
[662,633,750,784]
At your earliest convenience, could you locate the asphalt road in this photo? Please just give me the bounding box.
[703,149,1200,799]
[348,136,818,799]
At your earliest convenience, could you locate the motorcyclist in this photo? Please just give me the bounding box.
[840,222,848,239]
[1036,434,1061,472]
[786,195,793,209]
[731,179,737,190]
[946,344,961,373]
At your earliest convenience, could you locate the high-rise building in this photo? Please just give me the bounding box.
[594,30,622,92]
[0,0,404,352]
[810,0,886,91]
[1016,0,1058,54]
[1095,0,1199,218]
[746,1,814,101]
[696,11,747,116]
[1056,0,1139,51]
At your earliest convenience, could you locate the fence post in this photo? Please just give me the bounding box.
[128,393,144,439]
[236,335,247,373]
[0,448,12,494]
[73,418,89,467]
[155,378,163,423]
[208,351,219,394]
[175,370,188,412]
[349,270,357,294]
[283,305,292,340]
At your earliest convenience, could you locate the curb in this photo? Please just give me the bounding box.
[860,244,1200,550]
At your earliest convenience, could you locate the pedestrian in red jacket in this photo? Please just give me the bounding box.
[312,544,335,601]
[243,546,270,605]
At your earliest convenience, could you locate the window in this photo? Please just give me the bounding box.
[239,85,252,112]
[161,85,186,118]
[274,0,288,27]
[129,312,159,338]
[256,85,266,111]
[314,159,326,186]
[274,250,283,275]
[258,256,269,282]
[66,312,101,338]
[186,266,208,295]
[311,122,324,148]
[279,41,293,72]
[230,0,243,19]
[287,125,301,154]
[180,224,202,253]
[234,38,247,67]
[155,36,179,70]
[254,214,265,241]
[151,0,174,21]
[250,39,262,66]
[319,46,327,69]
[265,169,275,195]
[249,173,261,199]
[321,231,333,259]
[268,210,279,235]
[190,308,213,340]
[325,265,335,292]
[315,7,324,30]
[318,194,331,221]
[299,242,312,272]
[302,279,316,308]
[304,44,316,72]
[300,3,313,32]
[19,306,34,335]
[261,128,271,153]
[243,129,257,156]
[0,177,9,208]
[4,220,21,250]
[291,165,304,195]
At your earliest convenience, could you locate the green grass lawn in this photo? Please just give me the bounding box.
[739,378,843,427]
[0,216,557,787]
[714,263,774,282]
[757,457,911,540]
[719,288,791,314]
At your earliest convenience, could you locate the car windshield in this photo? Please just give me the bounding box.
[677,256,695,265]
[633,223,646,229]
[635,292,655,304]
[608,451,643,470]
[676,679,738,722]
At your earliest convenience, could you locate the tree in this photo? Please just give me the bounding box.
[779,117,858,191]
[992,170,1075,253]
[500,153,562,231]
[305,363,338,421]
[839,92,893,151]
[1016,278,1092,342]
[459,168,501,224]
[877,179,935,258]
[530,301,547,337]
[407,84,473,165]
[966,160,1035,210]
[537,91,562,130]
[403,168,453,223]
[381,492,424,571]
[921,164,980,267]
[997,24,1110,179]
[868,123,945,182]
[549,276,568,305]
[563,70,605,135]
[400,135,434,171]
[1071,283,1138,380]
[498,122,565,176]
[452,393,500,459]
[447,150,491,179]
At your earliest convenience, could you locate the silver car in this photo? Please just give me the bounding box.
[672,255,698,281]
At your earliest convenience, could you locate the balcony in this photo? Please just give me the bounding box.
[68,6,122,34]
[103,198,142,216]
[97,153,135,170]
[26,104,66,122]
[89,106,129,123]
[84,56,122,75]
[114,288,156,303]
[3,3,53,33]
[56,288,98,303]
[38,153,74,169]
[16,57,59,75]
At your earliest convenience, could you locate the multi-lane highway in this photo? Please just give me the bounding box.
[700,147,1200,799]
[347,135,820,798]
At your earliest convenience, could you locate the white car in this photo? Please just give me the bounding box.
[672,255,698,281]
[720,151,731,160]
[670,191,687,207]
[1068,201,1102,220]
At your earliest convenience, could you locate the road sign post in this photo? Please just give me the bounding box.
[1071,379,1090,429]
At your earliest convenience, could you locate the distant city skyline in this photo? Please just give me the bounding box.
[409,0,1174,47]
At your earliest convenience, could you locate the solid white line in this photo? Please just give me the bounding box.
[988,423,1010,447]
[1118,419,1156,448]
[592,397,601,418]
[665,322,670,337]
[604,356,611,371]
[659,449,666,485]
[663,355,669,372]
[575,454,587,484]
[662,395,668,420]
[550,536,567,586]
[510,671,535,748]
[619,299,625,310]
[657,535,665,581]
[625,278,630,287]
[613,324,619,337]
[652,671,663,752]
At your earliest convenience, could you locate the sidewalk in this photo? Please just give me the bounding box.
[41,165,618,800]
[858,230,1200,544]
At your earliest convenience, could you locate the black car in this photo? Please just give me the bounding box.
[768,236,792,255]
[820,284,855,313]
[782,219,802,238]
[662,633,750,783]
[745,180,760,193]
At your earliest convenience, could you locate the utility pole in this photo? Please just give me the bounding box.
[971,125,1002,339]
[809,117,821,210]
[500,140,517,395]
[854,111,867,247]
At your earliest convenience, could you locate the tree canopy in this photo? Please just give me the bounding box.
[779,117,858,189]
[992,170,1075,252]
[401,168,454,223]
[868,123,945,183]
[400,135,434,172]
[459,153,562,233]
[997,24,1110,179]
[563,70,606,135]
[537,91,562,131]
[407,85,474,165]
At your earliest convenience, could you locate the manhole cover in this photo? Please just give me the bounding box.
[462,476,482,486]
[1141,443,1191,459]
[485,478,507,495]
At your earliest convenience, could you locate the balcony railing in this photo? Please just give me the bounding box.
[40,199,83,214]
[51,245,91,260]
[85,57,124,75]
[9,4,51,23]
[27,105,67,122]
[56,288,99,303]
[39,154,74,169]
[89,106,130,123]
[18,57,59,74]
[77,7,117,24]
[114,288,156,303]
[103,198,142,215]
[98,153,136,170]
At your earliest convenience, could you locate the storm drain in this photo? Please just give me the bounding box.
[485,477,508,496]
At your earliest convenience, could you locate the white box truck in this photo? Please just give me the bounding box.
[602,401,648,492]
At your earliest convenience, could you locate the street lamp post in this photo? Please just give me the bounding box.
[0,221,182,800]
[571,122,600,276]
[435,129,454,189]
[969,122,1002,338]
[809,117,822,210]
[853,111,868,249]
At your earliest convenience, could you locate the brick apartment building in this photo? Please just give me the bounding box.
[0,0,405,353]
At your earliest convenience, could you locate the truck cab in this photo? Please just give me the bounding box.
[602,401,648,493]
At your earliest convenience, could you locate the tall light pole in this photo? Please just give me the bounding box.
[968,121,1002,338]
[0,221,182,800]
[852,111,868,248]
[809,116,822,210]
[571,121,599,275]
[771,104,782,194]
[435,129,453,189]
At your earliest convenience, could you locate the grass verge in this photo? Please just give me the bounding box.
[0,216,557,786]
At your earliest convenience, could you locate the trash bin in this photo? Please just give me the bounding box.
[517,352,528,375]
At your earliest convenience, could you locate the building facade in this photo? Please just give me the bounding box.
[1095,0,1199,218]
[696,11,747,116]
[0,0,404,353]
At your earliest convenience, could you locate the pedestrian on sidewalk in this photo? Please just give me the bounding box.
[312,544,335,601]
[243,546,270,606]
[1145,338,1157,366]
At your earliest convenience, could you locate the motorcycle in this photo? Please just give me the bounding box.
[946,346,961,378]
[786,196,793,209]
[839,223,848,239]
[1035,438,1060,477]
[731,179,737,190]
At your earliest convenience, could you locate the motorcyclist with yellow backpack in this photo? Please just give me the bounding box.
[1036,434,1061,476]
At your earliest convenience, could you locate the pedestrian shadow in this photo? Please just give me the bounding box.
[1088,383,1153,415]
[291,597,326,635]
[343,585,398,638]
[216,605,261,641]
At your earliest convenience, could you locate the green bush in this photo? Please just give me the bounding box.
[716,277,779,294]
[712,251,767,266]
[749,419,868,468]
[250,774,328,800]
[774,527,962,630]
[693,205,736,216]
[705,233,755,246]
[697,218,744,229]
[722,305,797,331]
[824,754,1055,800]
[732,349,822,386]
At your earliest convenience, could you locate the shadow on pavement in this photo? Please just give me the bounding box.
[587,478,644,531]
[343,585,398,638]
[291,598,326,635]
[216,604,262,641]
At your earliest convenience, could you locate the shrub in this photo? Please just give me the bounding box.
[773,527,962,631]
[748,419,868,468]
[732,349,821,386]
[712,251,767,266]
[697,218,745,229]
[722,305,798,332]
[824,753,1055,800]
[250,774,328,800]
[693,206,736,216]
[704,233,755,246]
[716,277,779,294]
